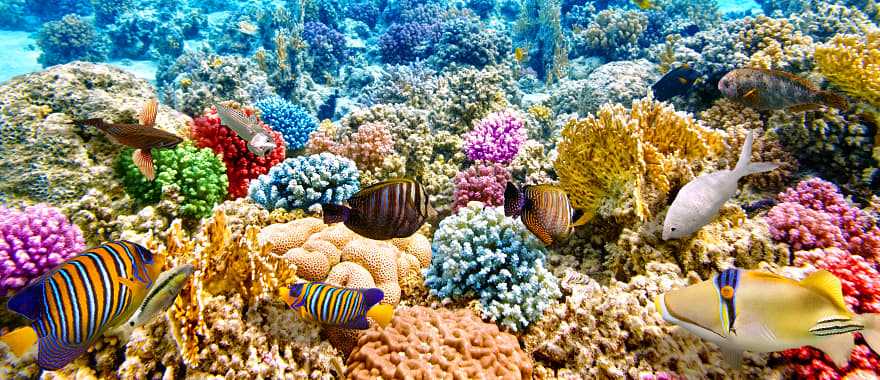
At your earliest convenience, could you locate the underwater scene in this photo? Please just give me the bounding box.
[0,0,879,378]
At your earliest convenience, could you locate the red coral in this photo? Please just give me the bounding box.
[190,106,286,199]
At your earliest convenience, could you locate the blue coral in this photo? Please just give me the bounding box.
[431,16,511,69]
[378,22,438,64]
[303,21,349,79]
[424,202,561,331]
[255,96,318,151]
[248,153,360,211]
[36,14,109,67]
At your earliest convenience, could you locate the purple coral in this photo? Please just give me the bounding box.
[463,110,526,164]
[378,22,438,64]
[768,178,880,259]
[453,162,512,212]
[0,204,85,296]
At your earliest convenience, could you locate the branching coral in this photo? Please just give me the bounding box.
[0,204,85,296]
[306,121,396,172]
[116,142,229,219]
[37,14,109,67]
[737,15,815,71]
[248,153,360,211]
[347,306,533,379]
[462,110,526,164]
[574,8,647,60]
[378,22,438,64]
[425,202,560,331]
[430,65,519,134]
[815,31,880,108]
[555,97,724,225]
[254,96,318,151]
[191,105,286,199]
[431,16,511,69]
[452,162,512,212]
[549,60,659,116]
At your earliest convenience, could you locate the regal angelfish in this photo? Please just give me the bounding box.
[654,268,880,369]
[279,282,394,329]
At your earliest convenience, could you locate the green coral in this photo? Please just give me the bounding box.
[115,142,228,218]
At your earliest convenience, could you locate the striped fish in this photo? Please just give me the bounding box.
[322,178,437,241]
[504,182,587,245]
[1,241,164,370]
[278,282,394,329]
[713,268,740,336]
[213,103,276,157]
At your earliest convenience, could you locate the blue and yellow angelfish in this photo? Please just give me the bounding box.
[279,282,394,329]
[0,240,164,370]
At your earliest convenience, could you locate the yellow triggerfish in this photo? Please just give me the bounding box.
[655,268,880,368]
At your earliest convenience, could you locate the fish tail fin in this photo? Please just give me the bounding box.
[0,327,38,358]
[321,203,350,224]
[365,303,395,328]
[818,91,848,111]
[858,313,880,356]
[504,182,524,217]
[132,149,156,181]
[733,130,779,178]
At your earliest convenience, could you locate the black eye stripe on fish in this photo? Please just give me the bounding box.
[714,268,740,335]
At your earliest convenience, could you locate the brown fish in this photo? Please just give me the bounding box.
[504,182,587,246]
[74,99,182,181]
[322,178,437,240]
[718,68,848,112]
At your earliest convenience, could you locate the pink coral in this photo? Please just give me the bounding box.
[338,122,395,170]
[452,162,511,212]
[462,110,526,164]
[191,106,286,199]
[767,203,847,252]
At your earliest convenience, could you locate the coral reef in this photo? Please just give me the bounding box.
[254,96,318,151]
[462,110,527,164]
[36,14,109,67]
[347,306,533,378]
[815,31,880,108]
[190,105,287,199]
[452,162,512,212]
[425,202,561,331]
[116,142,228,219]
[431,16,512,69]
[550,60,659,116]
[248,153,360,211]
[0,204,85,296]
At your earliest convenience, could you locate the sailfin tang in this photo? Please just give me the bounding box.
[504,182,524,217]
[322,204,350,224]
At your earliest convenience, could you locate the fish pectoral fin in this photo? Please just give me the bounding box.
[735,318,777,345]
[812,333,856,369]
[117,276,140,292]
[132,149,156,181]
[720,348,743,369]
[742,88,759,101]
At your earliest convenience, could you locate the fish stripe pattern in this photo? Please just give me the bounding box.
[521,185,576,245]
[348,179,429,240]
[26,241,156,370]
[294,283,367,325]
[714,268,740,335]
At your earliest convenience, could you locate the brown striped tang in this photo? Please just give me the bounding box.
[322,178,437,240]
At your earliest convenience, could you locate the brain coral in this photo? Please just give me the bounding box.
[346,306,533,379]
[190,105,286,199]
[254,96,318,151]
[554,97,725,225]
[0,204,85,296]
[248,153,360,211]
[425,202,561,331]
[116,142,229,219]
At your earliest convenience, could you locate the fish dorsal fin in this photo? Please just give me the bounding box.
[139,98,158,126]
[355,178,414,198]
[800,270,848,311]
[7,280,45,321]
[755,68,819,92]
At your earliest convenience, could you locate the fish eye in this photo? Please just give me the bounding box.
[671,227,677,231]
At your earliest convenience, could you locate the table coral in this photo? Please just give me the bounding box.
[254,96,318,151]
[116,142,229,219]
[555,97,724,225]
[0,204,85,296]
[815,31,880,108]
[452,162,512,212]
[463,110,527,164]
[425,202,561,331]
[191,105,286,199]
[248,153,360,211]
[346,306,533,379]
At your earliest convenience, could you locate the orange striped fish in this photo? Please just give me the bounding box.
[322,178,437,240]
[278,282,394,329]
[0,241,164,370]
[504,182,587,245]
[73,99,182,181]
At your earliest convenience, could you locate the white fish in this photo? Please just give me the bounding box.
[655,268,880,369]
[213,103,277,157]
[125,264,195,328]
[662,130,778,240]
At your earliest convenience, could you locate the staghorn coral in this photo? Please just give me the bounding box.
[815,32,880,108]
[190,105,287,199]
[346,306,533,379]
[522,264,784,378]
[452,162,512,212]
[462,110,527,164]
[555,97,725,225]
[425,202,560,331]
[0,204,85,296]
[248,153,360,211]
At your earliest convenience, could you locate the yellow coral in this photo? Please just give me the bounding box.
[555,98,724,224]
[739,16,814,71]
[815,32,880,108]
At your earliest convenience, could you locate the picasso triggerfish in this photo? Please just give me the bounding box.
[655,268,880,369]
[0,241,164,370]
[278,282,394,329]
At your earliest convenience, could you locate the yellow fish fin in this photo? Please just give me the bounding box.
[365,303,395,328]
[800,270,848,312]
[677,77,689,85]
[812,333,855,369]
[0,327,38,358]
[278,286,294,307]
[570,210,590,227]
[117,276,140,291]
[744,270,788,281]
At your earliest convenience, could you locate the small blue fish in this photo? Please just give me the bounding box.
[0,241,164,370]
[278,282,394,329]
